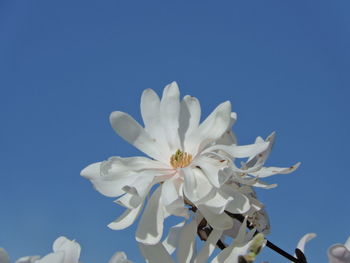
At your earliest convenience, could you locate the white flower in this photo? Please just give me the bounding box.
[81,82,270,244]
[328,236,350,263]
[35,236,81,263]
[0,237,80,263]
[139,216,265,263]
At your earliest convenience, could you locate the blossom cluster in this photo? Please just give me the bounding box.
[80,82,299,262]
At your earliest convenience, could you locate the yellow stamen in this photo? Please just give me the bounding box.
[170,149,192,169]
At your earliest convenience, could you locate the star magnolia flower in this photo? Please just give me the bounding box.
[140,216,265,263]
[81,82,270,244]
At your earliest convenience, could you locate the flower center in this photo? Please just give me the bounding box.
[170,149,192,169]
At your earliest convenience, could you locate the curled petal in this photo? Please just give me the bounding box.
[108,204,143,230]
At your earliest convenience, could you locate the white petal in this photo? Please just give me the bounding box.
[204,141,269,159]
[16,256,40,263]
[52,237,81,263]
[296,233,316,253]
[108,204,143,230]
[160,82,181,152]
[250,162,301,178]
[345,237,350,250]
[161,179,188,218]
[114,193,143,209]
[214,112,238,146]
[122,171,155,197]
[177,219,198,263]
[197,205,233,230]
[179,95,201,148]
[140,89,170,157]
[194,229,223,263]
[109,111,168,162]
[0,248,10,263]
[162,221,186,255]
[185,101,232,155]
[136,186,165,244]
[108,251,133,263]
[194,155,230,188]
[139,243,175,263]
[81,157,166,197]
[245,132,275,167]
[183,167,215,203]
[35,252,64,263]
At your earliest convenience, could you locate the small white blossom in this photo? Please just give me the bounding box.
[328,236,350,263]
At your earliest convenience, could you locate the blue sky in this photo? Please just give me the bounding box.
[0,0,349,262]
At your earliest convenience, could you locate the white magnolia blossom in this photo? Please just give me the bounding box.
[328,236,350,263]
[81,82,299,245]
[0,237,80,263]
[0,237,132,263]
[140,216,265,263]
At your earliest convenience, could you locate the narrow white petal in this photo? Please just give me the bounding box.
[140,89,170,156]
[52,237,81,263]
[162,221,186,255]
[160,82,181,152]
[197,205,233,230]
[295,233,316,253]
[250,162,301,178]
[108,204,143,230]
[204,141,269,159]
[136,186,165,244]
[179,95,201,147]
[108,251,133,263]
[139,243,175,263]
[177,219,198,263]
[195,229,223,263]
[15,256,40,263]
[109,111,168,162]
[185,101,232,155]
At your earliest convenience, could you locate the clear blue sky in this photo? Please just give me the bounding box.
[0,1,349,262]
